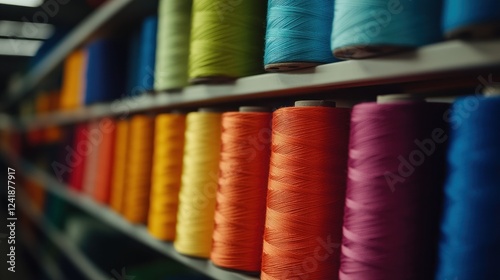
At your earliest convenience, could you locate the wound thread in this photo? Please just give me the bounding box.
[340,101,449,280]
[148,113,186,241]
[189,0,267,82]
[174,111,222,258]
[122,115,154,224]
[155,0,193,91]
[262,104,351,280]
[110,119,130,214]
[211,110,272,272]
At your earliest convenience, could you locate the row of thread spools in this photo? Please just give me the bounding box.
[40,91,500,280]
[56,0,500,110]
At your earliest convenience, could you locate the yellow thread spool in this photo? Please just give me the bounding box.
[174,110,222,258]
[110,119,130,213]
[123,115,155,224]
[60,49,87,110]
[148,113,186,241]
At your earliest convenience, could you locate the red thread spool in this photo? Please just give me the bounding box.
[94,118,117,204]
[340,99,449,280]
[211,107,272,273]
[68,123,90,192]
[262,100,351,280]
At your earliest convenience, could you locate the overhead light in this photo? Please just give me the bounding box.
[0,0,43,7]
[0,38,43,56]
[0,21,54,40]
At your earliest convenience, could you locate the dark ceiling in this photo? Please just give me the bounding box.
[0,0,95,93]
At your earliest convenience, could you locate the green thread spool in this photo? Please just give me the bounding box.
[155,0,193,92]
[189,0,267,84]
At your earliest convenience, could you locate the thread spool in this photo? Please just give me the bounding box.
[261,101,351,280]
[138,16,158,92]
[84,37,128,105]
[436,95,500,280]
[93,118,117,205]
[44,193,67,229]
[55,125,76,184]
[339,99,449,280]
[68,123,90,192]
[82,121,100,196]
[265,0,336,72]
[45,91,63,144]
[174,109,222,258]
[189,0,267,83]
[122,115,154,224]
[155,0,192,91]
[127,16,158,96]
[443,0,500,39]
[376,93,424,103]
[211,106,272,273]
[148,113,186,241]
[110,119,130,213]
[332,0,443,59]
[60,49,87,110]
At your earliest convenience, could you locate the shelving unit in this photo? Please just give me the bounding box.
[13,155,258,280]
[19,228,65,280]
[18,191,109,280]
[17,39,500,129]
[2,0,499,279]
[2,0,158,110]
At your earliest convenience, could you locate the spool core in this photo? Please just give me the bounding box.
[190,76,236,85]
[239,106,272,113]
[265,62,320,72]
[198,107,226,113]
[294,100,336,107]
[334,45,413,59]
[377,94,424,104]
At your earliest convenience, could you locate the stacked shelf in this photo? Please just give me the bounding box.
[2,1,500,279]
[14,155,257,280]
[10,37,500,273]
[18,192,109,280]
[3,0,158,110]
[19,227,65,280]
[14,39,500,129]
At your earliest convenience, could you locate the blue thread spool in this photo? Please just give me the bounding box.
[138,16,158,91]
[84,37,128,105]
[264,0,336,72]
[443,0,500,39]
[126,16,158,97]
[136,16,158,94]
[332,0,443,59]
[436,95,500,280]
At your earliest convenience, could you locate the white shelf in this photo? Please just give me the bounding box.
[18,191,109,280]
[17,158,258,280]
[21,39,500,129]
